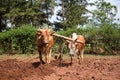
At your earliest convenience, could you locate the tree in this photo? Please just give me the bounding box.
[0,0,10,32]
[0,0,56,31]
[40,0,56,27]
[56,0,88,30]
[92,0,117,26]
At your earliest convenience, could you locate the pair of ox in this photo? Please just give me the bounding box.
[36,29,85,64]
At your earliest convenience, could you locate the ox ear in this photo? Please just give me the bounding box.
[37,28,42,32]
[75,42,78,46]
[36,29,42,38]
[48,29,55,35]
[50,31,55,35]
[36,32,42,39]
[37,29,43,35]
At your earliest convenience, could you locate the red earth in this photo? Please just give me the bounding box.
[0,55,120,80]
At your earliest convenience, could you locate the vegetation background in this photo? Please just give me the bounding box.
[0,0,120,55]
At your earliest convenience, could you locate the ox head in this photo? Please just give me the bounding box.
[36,29,54,45]
[66,33,78,55]
[66,40,78,55]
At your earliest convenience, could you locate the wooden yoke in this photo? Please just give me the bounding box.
[52,33,83,44]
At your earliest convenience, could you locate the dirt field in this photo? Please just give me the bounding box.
[0,54,120,80]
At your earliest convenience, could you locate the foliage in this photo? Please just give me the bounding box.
[0,0,119,55]
[0,0,56,31]
[0,24,119,55]
[0,25,37,54]
[99,24,120,53]
[92,0,117,26]
[55,23,120,55]
[55,0,88,30]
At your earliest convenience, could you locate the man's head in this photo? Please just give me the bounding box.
[66,40,78,55]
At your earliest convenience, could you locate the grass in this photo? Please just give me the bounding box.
[55,53,120,59]
[0,53,119,60]
[0,54,38,60]
[84,54,120,58]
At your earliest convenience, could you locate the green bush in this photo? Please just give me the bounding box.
[0,24,37,54]
[0,24,119,55]
[99,24,120,54]
[55,24,120,55]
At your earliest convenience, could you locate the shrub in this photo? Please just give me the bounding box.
[0,24,119,55]
[55,24,120,55]
[0,24,37,54]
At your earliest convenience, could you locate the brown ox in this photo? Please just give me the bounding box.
[36,29,54,64]
[66,33,85,64]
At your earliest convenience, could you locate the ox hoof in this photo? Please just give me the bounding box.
[70,62,72,65]
[47,61,51,64]
[41,61,45,64]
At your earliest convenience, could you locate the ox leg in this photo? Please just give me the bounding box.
[70,55,73,65]
[45,49,51,64]
[80,48,84,62]
[38,51,45,64]
[77,51,80,64]
[45,54,48,63]
[48,49,52,63]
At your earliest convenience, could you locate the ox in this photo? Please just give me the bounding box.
[36,29,54,64]
[66,33,85,64]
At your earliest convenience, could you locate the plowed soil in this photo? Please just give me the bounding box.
[0,55,120,80]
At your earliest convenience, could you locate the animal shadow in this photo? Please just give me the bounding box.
[58,62,72,67]
[32,61,40,68]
